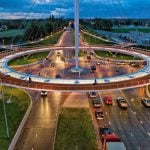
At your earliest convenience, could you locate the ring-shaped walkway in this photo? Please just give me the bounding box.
[0,46,150,91]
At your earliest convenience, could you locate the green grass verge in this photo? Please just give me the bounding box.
[8,51,49,66]
[0,86,30,150]
[95,50,141,60]
[81,32,114,45]
[0,29,25,38]
[54,108,97,150]
[26,31,63,46]
[111,28,150,33]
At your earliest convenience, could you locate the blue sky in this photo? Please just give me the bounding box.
[0,0,149,19]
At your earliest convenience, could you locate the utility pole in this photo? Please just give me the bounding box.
[0,80,9,138]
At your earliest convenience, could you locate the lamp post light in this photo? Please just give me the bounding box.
[0,79,9,138]
[2,39,4,46]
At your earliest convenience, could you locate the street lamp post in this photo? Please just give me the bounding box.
[2,39,4,46]
[0,79,9,138]
[74,0,79,70]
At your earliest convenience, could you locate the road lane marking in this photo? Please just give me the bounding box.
[137,146,141,150]
[147,132,150,136]
[132,110,137,115]
[109,121,111,125]
[140,121,144,125]
[130,132,134,137]
[35,133,38,138]
[98,93,104,106]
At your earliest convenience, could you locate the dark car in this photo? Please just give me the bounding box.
[92,98,101,108]
[87,55,91,59]
[141,98,150,107]
[89,91,97,98]
[95,110,104,120]
[91,65,96,70]
[99,127,112,136]
[116,97,128,109]
[55,74,61,78]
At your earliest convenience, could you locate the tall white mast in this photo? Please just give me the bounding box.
[74,0,79,69]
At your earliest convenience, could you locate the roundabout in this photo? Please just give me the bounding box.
[0,46,150,91]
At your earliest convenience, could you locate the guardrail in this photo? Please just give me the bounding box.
[0,73,149,91]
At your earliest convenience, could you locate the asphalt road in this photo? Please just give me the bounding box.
[15,91,70,150]
[99,87,150,150]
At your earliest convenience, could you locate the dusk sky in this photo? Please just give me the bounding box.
[0,0,150,19]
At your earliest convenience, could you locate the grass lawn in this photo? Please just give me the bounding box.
[81,32,114,45]
[111,28,150,33]
[0,86,30,150]
[54,108,97,150]
[26,31,63,46]
[8,51,49,66]
[0,29,25,38]
[95,50,141,60]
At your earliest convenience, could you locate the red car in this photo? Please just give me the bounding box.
[104,96,112,105]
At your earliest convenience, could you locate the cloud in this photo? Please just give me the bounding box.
[0,0,149,19]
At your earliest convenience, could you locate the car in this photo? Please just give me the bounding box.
[141,98,150,107]
[89,51,94,55]
[91,65,96,71]
[55,74,61,78]
[104,96,112,105]
[116,97,128,109]
[99,127,112,136]
[95,110,104,120]
[96,61,101,65]
[89,91,97,98]
[92,98,101,108]
[40,91,48,96]
[87,55,91,59]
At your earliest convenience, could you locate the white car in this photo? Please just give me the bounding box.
[141,98,150,107]
[40,91,48,96]
[116,97,128,109]
[89,92,97,98]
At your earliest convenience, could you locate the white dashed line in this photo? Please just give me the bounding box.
[137,146,141,150]
[147,132,150,136]
[140,121,144,125]
[130,132,134,137]
[109,121,111,125]
[35,133,38,138]
[98,94,104,107]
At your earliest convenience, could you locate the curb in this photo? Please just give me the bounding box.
[8,89,33,150]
